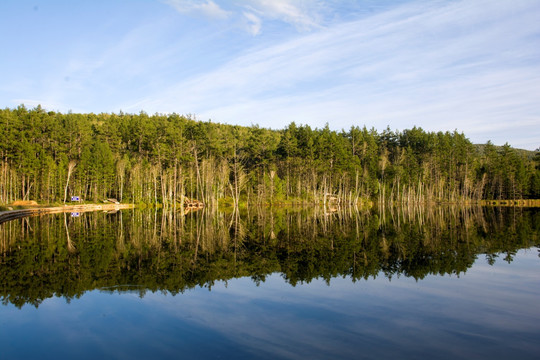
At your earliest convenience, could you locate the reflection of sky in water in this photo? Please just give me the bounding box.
[1,248,539,359]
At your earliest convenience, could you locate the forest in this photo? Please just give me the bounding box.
[1,105,539,207]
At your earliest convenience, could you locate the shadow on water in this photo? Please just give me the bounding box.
[0,205,538,308]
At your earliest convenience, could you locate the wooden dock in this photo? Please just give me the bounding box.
[184,198,204,209]
[0,204,136,225]
[479,199,540,207]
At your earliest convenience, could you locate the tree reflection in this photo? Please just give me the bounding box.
[0,206,538,307]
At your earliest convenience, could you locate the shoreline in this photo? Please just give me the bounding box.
[0,204,136,224]
[1,199,538,225]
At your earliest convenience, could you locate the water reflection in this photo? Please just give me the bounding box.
[0,206,538,308]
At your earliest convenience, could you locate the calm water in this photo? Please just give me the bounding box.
[0,207,539,359]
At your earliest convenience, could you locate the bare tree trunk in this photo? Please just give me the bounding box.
[64,160,77,204]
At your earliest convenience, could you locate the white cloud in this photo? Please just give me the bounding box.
[163,0,325,34]
[11,98,69,112]
[242,11,262,36]
[241,0,324,31]
[8,0,539,150]
[163,0,230,20]
[130,0,540,149]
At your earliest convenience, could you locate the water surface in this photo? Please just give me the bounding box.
[1,207,539,359]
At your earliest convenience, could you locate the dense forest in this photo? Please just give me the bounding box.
[1,105,539,207]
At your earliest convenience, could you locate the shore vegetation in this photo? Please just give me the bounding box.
[1,105,539,208]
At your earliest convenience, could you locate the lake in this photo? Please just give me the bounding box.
[1,206,539,359]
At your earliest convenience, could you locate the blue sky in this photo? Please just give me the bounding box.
[1,0,539,150]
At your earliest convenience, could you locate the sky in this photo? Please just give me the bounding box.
[0,0,539,150]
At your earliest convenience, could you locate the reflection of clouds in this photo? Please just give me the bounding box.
[143,280,367,358]
[2,249,539,358]
[138,248,540,358]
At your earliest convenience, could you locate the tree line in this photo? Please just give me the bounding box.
[1,105,539,206]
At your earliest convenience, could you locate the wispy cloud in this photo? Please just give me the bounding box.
[133,0,540,149]
[163,0,231,20]
[241,0,324,31]
[10,98,68,112]
[242,11,262,36]
[164,0,325,35]
[4,0,539,150]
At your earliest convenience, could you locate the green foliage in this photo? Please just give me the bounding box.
[0,106,538,206]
